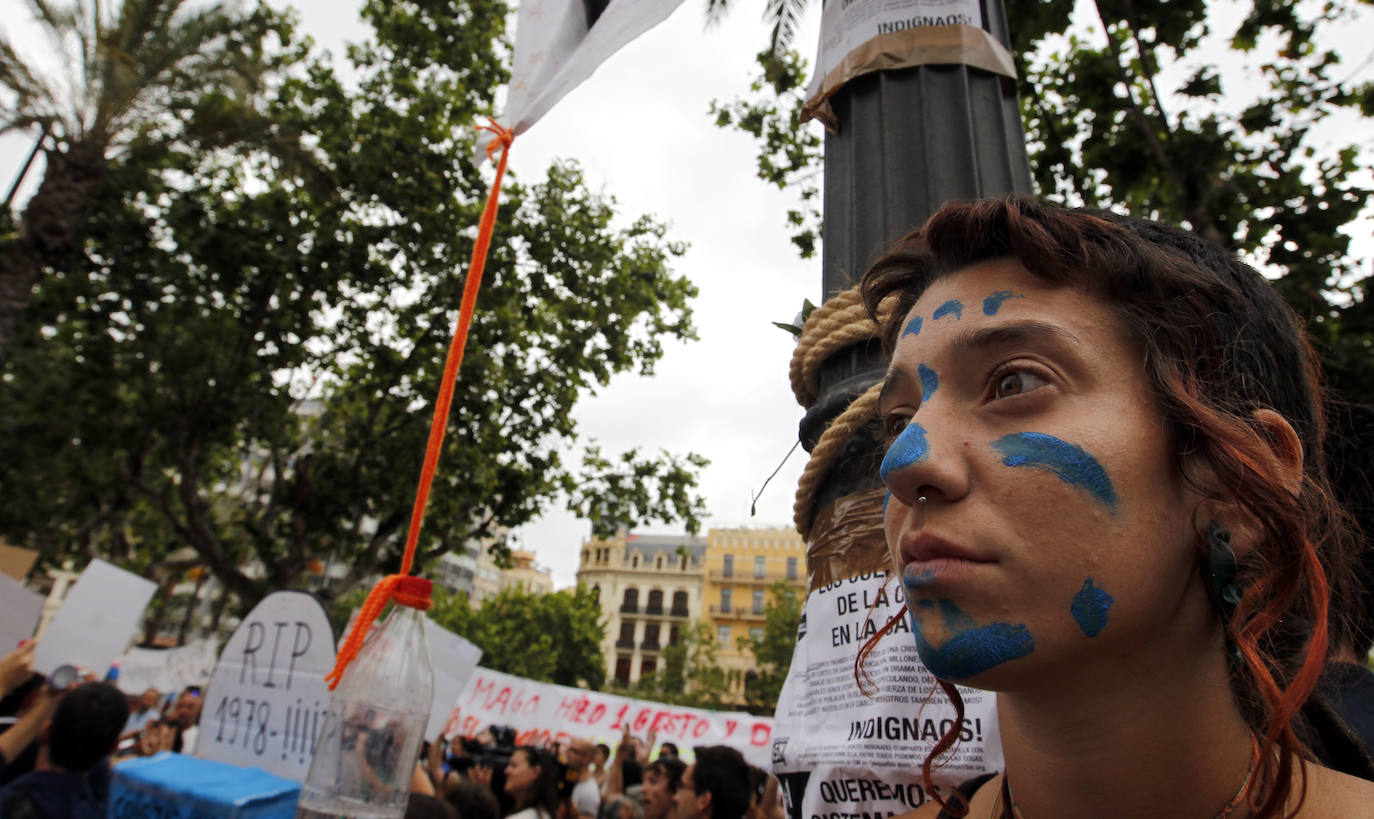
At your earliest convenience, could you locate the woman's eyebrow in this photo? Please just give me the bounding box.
[951,320,1082,355]
[878,366,917,410]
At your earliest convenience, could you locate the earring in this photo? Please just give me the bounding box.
[1205,522,1242,621]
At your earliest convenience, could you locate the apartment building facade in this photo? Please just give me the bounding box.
[576,531,706,687]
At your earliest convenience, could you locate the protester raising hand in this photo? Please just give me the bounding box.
[0,642,35,698]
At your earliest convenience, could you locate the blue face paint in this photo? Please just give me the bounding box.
[903,568,937,591]
[982,290,1024,315]
[912,599,1035,680]
[918,363,939,399]
[1070,578,1113,638]
[932,300,963,321]
[880,422,928,483]
[901,316,923,337]
[991,432,1119,513]
[883,490,891,515]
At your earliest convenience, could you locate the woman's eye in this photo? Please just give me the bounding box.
[993,368,1048,399]
[884,414,910,438]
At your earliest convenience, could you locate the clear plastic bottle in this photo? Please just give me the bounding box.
[296,577,434,819]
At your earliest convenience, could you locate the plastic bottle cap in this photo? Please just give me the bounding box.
[395,576,433,605]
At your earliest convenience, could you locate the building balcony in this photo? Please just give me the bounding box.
[615,638,635,649]
[620,603,639,614]
[668,607,690,618]
[640,640,660,652]
[644,604,663,615]
[708,605,766,620]
[707,570,790,584]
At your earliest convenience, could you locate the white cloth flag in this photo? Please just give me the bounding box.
[482,0,684,155]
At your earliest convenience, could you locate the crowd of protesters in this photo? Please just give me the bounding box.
[0,639,211,818]
[404,722,782,819]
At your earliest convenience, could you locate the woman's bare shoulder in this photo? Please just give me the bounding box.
[1297,762,1374,817]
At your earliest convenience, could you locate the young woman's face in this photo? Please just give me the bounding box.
[879,259,1210,688]
[504,749,538,796]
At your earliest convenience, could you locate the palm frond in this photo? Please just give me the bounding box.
[703,0,734,28]
[764,0,809,54]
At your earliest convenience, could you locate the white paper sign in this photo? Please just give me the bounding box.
[478,0,685,157]
[770,572,1001,818]
[441,667,775,768]
[422,618,483,741]
[0,572,44,653]
[32,558,157,676]
[115,639,219,696]
[805,0,981,97]
[197,590,337,781]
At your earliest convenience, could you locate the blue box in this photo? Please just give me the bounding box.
[110,752,301,818]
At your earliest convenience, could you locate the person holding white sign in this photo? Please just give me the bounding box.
[862,196,1374,818]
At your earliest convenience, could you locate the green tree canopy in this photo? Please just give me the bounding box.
[0,0,292,358]
[714,1,1374,403]
[0,0,706,604]
[427,584,606,689]
[740,580,802,714]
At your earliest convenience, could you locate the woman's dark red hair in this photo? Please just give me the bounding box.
[855,195,1359,819]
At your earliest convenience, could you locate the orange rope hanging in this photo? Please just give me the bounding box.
[325,120,515,691]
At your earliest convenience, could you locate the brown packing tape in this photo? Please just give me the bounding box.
[805,486,891,592]
[0,542,38,582]
[802,24,1018,132]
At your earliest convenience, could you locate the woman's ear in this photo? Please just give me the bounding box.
[1252,408,1304,496]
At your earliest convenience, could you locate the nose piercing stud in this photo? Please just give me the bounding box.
[917,495,928,505]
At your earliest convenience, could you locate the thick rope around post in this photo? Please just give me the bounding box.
[790,287,893,539]
[324,120,513,691]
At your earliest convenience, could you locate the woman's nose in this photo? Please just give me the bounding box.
[880,414,968,505]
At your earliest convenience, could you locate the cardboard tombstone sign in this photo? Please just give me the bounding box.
[197,591,337,781]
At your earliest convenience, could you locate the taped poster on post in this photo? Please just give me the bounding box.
[115,640,219,697]
[771,570,1002,818]
[802,0,1016,130]
[478,0,686,158]
[440,667,774,768]
[197,590,337,781]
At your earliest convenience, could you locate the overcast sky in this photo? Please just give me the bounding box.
[3,1,1370,591]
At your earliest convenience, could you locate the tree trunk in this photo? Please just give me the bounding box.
[176,571,209,645]
[208,583,232,637]
[0,141,107,360]
[142,574,175,647]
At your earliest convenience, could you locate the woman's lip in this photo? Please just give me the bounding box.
[899,532,993,565]
[902,557,989,588]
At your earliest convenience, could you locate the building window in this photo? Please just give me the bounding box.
[717,625,731,644]
[591,585,600,603]
[787,556,798,580]
[722,555,733,577]
[680,554,688,570]
[669,624,680,646]
[632,553,639,568]
[640,657,657,677]
[643,623,660,650]
[621,587,638,613]
[750,627,764,643]
[720,588,732,613]
[752,589,765,614]
[615,656,632,685]
[618,622,635,648]
[582,549,589,565]
[646,589,664,615]
[754,556,766,578]
[671,590,689,616]
[656,554,663,569]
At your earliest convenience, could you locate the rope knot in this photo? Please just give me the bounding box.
[479,119,515,161]
[324,574,433,691]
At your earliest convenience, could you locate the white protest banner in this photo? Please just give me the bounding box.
[115,639,218,696]
[423,618,483,742]
[478,0,685,156]
[0,571,43,652]
[440,667,774,768]
[32,558,157,676]
[802,0,1016,129]
[197,590,337,781]
[770,569,1001,817]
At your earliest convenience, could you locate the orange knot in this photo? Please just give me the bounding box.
[479,119,514,161]
[323,574,433,691]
